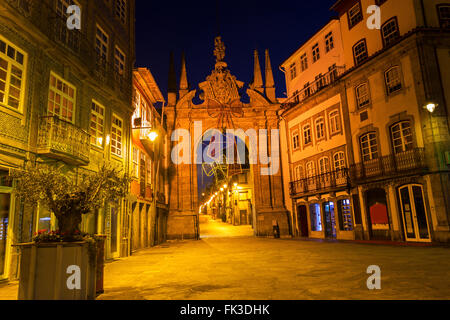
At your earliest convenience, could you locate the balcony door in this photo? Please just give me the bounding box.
[398,185,431,242]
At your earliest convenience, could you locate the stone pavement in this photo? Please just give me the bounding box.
[1,216,449,300]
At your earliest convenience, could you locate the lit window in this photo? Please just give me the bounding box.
[325,32,334,53]
[115,0,127,24]
[437,5,450,29]
[333,152,346,170]
[300,53,308,71]
[385,66,402,94]
[0,37,26,112]
[391,121,413,154]
[48,73,76,122]
[309,203,322,231]
[312,43,320,63]
[95,26,109,65]
[353,39,368,65]
[381,18,400,47]
[303,124,312,145]
[348,2,363,28]
[356,83,370,108]
[289,63,297,80]
[315,118,325,140]
[114,46,126,76]
[338,199,353,231]
[90,101,105,147]
[329,110,341,134]
[111,114,123,157]
[360,132,378,161]
[319,157,330,174]
[292,130,300,150]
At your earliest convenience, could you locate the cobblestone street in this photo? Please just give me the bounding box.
[1,216,449,300]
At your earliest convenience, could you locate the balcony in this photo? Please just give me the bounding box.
[281,66,346,111]
[349,148,427,184]
[290,168,349,197]
[37,116,90,166]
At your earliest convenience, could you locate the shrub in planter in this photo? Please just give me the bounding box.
[12,164,129,300]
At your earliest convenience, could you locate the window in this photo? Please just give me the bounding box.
[55,0,80,49]
[325,32,334,53]
[334,152,346,170]
[356,83,370,108]
[289,63,297,80]
[303,124,312,145]
[381,18,400,47]
[48,73,76,122]
[292,130,300,150]
[132,147,139,178]
[294,165,303,181]
[337,199,353,231]
[114,46,125,76]
[0,37,26,112]
[90,101,105,147]
[306,161,316,178]
[146,159,152,186]
[319,157,330,174]
[111,114,123,156]
[348,2,363,28]
[115,0,127,24]
[312,43,320,63]
[353,39,368,65]
[329,110,341,134]
[385,66,402,94]
[95,26,109,64]
[391,121,413,154]
[309,203,322,232]
[315,118,325,140]
[360,132,378,161]
[437,5,450,28]
[300,53,308,71]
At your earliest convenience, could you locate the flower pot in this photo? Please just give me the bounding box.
[16,241,96,300]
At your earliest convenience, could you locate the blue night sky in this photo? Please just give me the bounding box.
[135,0,337,101]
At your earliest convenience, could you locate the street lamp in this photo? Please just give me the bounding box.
[148,131,158,142]
[425,102,438,113]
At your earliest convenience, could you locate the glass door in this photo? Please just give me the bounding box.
[0,193,11,277]
[398,185,431,242]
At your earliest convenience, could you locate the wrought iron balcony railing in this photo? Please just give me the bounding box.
[349,148,427,183]
[289,168,349,196]
[281,66,346,111]
[37,116,90,165]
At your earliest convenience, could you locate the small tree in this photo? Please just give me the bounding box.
[12,164,129,238]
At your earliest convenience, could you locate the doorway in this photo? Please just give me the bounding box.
[398,185,431,242]
[323,201,336,239]
[365,188,390,240]
[0,193,11,277]
[297,205,309,237]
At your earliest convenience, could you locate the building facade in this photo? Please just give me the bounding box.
[280,0,450,243]
[129,67,169,255]
[0,0,135,281]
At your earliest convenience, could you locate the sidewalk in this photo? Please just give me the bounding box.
[0,281,18,300]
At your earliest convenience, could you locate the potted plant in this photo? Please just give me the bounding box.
[12,164,129,300]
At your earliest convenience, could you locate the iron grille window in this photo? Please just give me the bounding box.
[360,132,378,161]
[348,2,363,28]
[385,66,402,94]
[356,83,370,108]
[381,17,400,47]
[391,121,413,154]
[353,39,368,66]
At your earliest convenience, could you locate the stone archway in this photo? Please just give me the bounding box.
[165,37,290,240]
